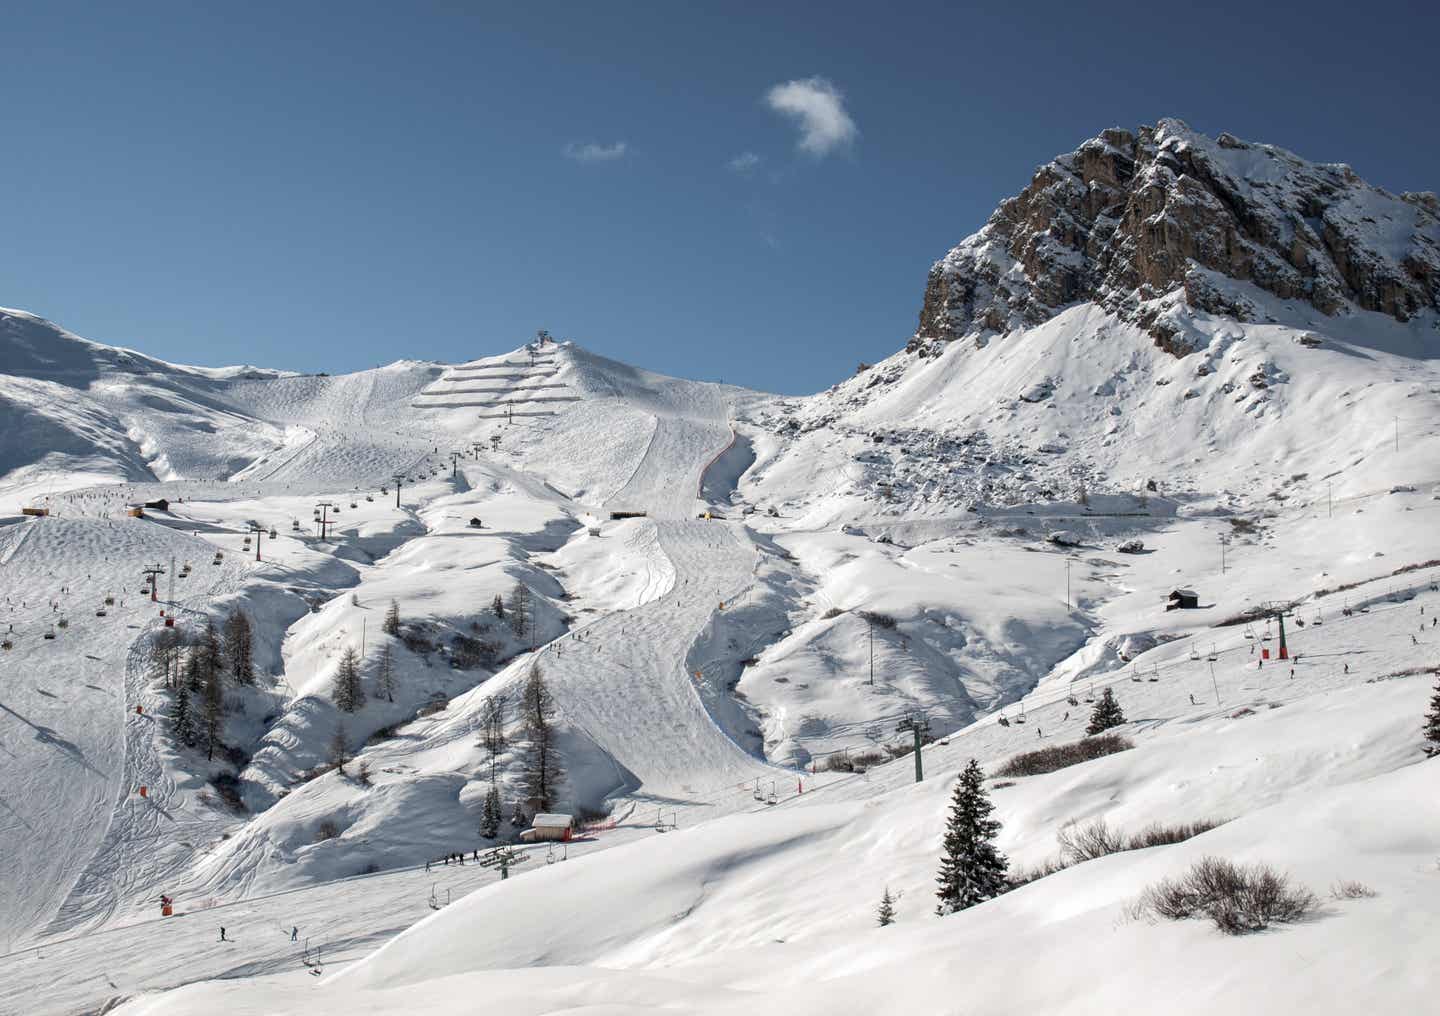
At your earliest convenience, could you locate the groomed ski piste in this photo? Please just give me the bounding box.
[0,286,1438,1014]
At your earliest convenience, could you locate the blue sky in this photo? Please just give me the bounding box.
[3,1,1436,394]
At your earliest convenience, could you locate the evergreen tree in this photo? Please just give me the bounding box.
[331,646,366,713]
[520,663,563,811]
[877,886,896,927]
[935,759,1008,915]
[200,661,224,761]
[376,642,396,703]
[507,583,532,641]
[328,723,350,773]
[222,609,255,686]
[184,648,204,693]
[480,783,502,839]
[482,693,507,778]
[491,593,505,620]
[1424,673,1440,757]
[171,688,197,748]
[382,600,401,637]
[1086,687,1127,736]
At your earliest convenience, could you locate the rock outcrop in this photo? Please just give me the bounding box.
[916,120,1440,353]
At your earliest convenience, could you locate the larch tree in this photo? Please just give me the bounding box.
[507,583,532,641]
[375,642,396,703]
[491,593,505,620]
[520,663,563,811]
[200,661,225,761]
[382,599,401,637]
[935,759,1009,916]
[222,608,255,686]
[1086,687,1127,736]
[331,646,366,713]
[328,723,350,773]
[482,694,507,778]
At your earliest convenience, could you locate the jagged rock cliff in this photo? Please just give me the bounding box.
[916,119,1440,353]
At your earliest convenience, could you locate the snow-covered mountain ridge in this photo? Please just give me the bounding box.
[916,120,1440,355]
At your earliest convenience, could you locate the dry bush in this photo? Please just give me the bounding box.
[822,607,844,620]
[1128,818,1227,850]
[859,610,897,629]
[315,819,341,842]
[993,733,1134,778]
[1139,857,1317,934]
[1058,818,1127,864]
[1330,879,1376,899]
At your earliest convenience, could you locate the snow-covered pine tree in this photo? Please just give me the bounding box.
[877,886,896,927]
[491,593,505,620]
[376,642,396,702]
[935,759,1008,915]
[331,645,366,712]
[480,783,502,839]
[1086,687,1126,736]
[222,608,255,685]
[521,663,563,810]
[328,723,350,773]
[198,617,224,687]
[382,599,401,637]
[171,687,196,747]
[1424,673,1440,757]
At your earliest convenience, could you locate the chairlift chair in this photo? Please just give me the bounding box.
[1189,646,1201,661]
[57,618,68,629]
[1207,644,1218,662]
[1313,611,1323,626]
[43,626,55,640]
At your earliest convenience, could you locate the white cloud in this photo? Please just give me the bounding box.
[764,77,857,157]
[727,151,762,175]
[563,141,627,163]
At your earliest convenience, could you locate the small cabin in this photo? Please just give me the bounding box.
[468,517,484,529]
[1166,588,1199,611]
[126,506,146,519]
[20,507,49,518]
[143,498,171,511]
[519,813,573,843]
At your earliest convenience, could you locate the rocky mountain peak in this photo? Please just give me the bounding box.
[914,119,1440,354]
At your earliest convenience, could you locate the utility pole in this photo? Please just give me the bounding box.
[868,617,875,686]
[1208,659,1221,706]
[450,452,462,478]
[315,502,335,541]
[1219,533,1229,574]
[142,564,165,603]
[1327,481,1333,519]
[1394,416,1399,454]
[392,473,404,509]
[896,714,930,783]
[1065,557,1073,610]
[168,555,175,605]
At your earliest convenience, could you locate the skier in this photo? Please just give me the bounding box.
[291,926,298,942]
[1189,693,1196,705]
[219,926,227,942]
[1344,663,1349,674]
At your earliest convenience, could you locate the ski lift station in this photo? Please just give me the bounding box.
[519,813,574,843]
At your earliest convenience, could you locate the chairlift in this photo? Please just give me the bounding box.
[1147,666,1159,683]
[96,608,108,617]
[43,626,56,640]
[766,790,778,806]
[997,715,1011,727]
[1014,703,1027,724]
[1207,643,1218,662]
[104,595,115,606]
[1243,625,1255,641]
[1,639,11,650]
[269,528,278,539]
[1084,684,1096,703]
[57,618,68,629]
[1189,646,1201,661]
[1312,611,1323,627]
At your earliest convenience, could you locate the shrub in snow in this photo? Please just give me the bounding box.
[315,819,341,842]
[328,724,350,773]
[1047,530,1081,547]
[1138,857,1317,935]
[935,759,1008,915]
[1057,818,1127,864]
[1330,879,1377,899]
[859,610,897,629]
[1086,687,1126,736]
[993,732,1133,777]
[1117,538,1145,554]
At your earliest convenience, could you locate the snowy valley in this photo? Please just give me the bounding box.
[0,120,1437,1015]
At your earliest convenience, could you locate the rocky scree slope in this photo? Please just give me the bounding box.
[916,119,1440,354]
